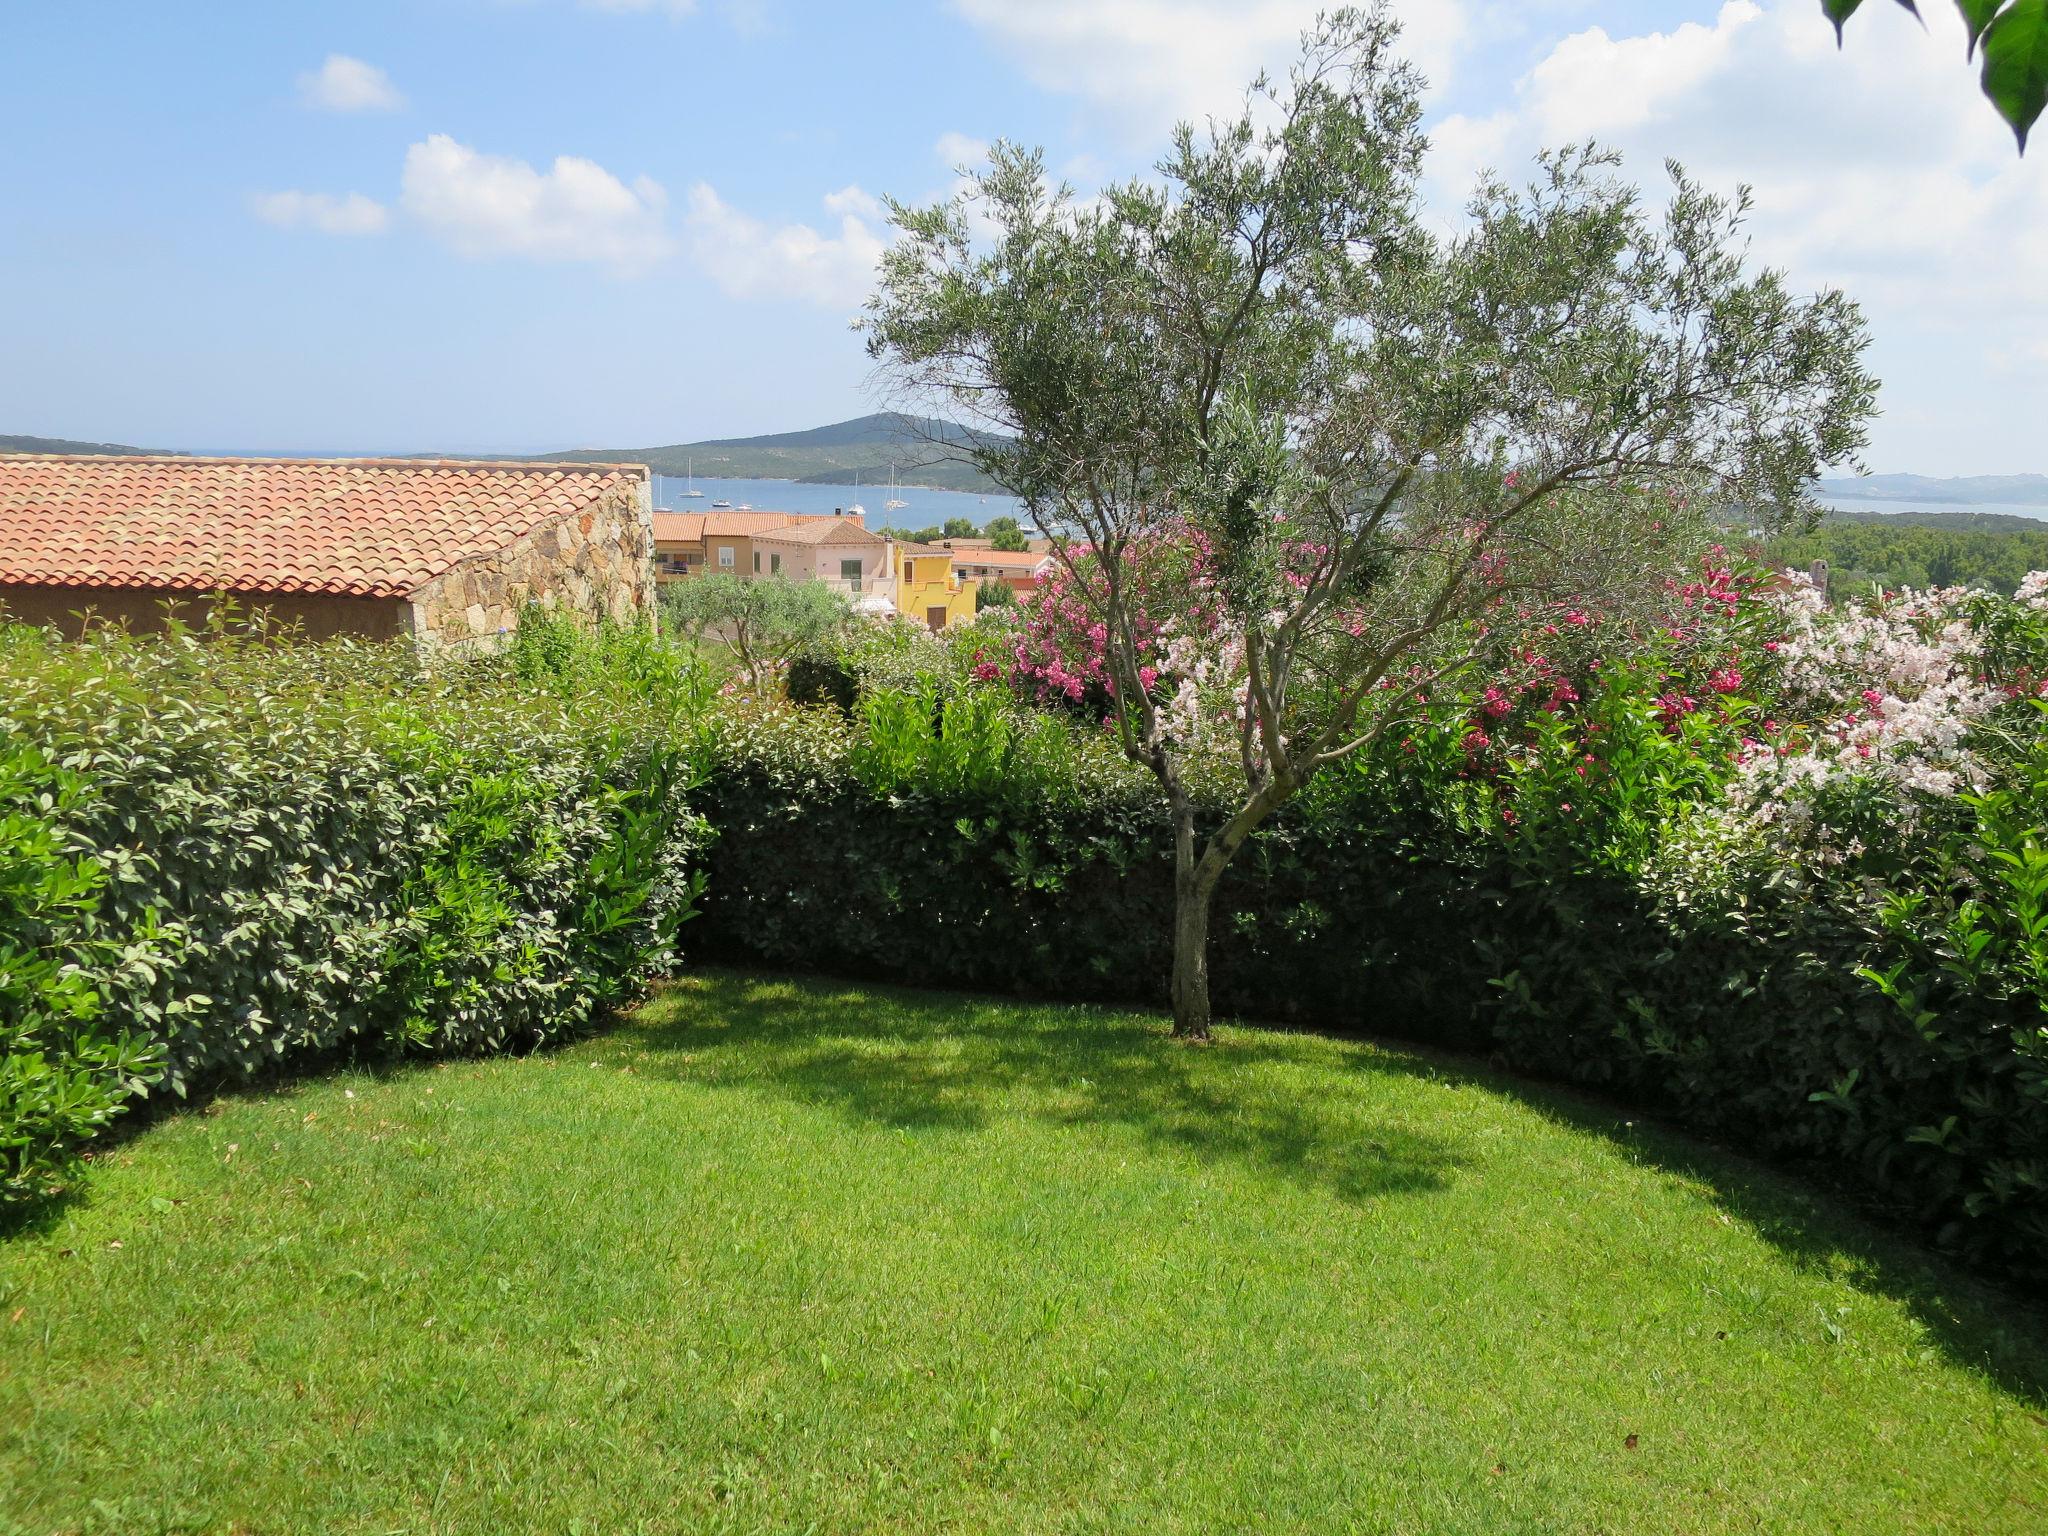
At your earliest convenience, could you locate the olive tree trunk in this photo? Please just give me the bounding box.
[1169,804,1223,1042]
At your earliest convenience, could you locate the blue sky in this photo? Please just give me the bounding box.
[3,1,2039,472]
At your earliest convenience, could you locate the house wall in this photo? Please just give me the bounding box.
[756,536,891,592]
[889,547,978,629]
[0,583,407,640]
[953,558,1051,591]
[703,533,753,576]
[405,482,655,647]
[654,537,701,579]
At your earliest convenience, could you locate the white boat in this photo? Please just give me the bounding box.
[710,498,733,509]
[884,463,907,513]
[846,469,867,519]
[736,503,753,510]
[679,456,705,499]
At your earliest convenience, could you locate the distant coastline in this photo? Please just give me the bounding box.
[1826,490,1971,505]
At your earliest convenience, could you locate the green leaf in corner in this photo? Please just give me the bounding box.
[1957,0,2007,60]
[1981,0,2048,149]
[1824,0,1870,42]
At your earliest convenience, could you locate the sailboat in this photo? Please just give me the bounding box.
[884,463,908,513]
[679,456,706,499]
[845,468,867,519]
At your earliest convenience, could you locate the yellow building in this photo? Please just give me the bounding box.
[889,542,979,629]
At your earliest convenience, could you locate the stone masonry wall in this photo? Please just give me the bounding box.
[404,481,655,649]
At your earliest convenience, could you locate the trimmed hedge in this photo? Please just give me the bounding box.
[690,673,2048,1281]
[5,607,2042,1280]
[0,617,708,1200]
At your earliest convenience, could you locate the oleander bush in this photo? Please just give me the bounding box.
[695,568,2048,1279]
[0,611,708,1200]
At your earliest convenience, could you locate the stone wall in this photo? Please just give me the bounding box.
[404,481,655,648]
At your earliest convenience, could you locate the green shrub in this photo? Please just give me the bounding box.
[689,648,2048,1281]
[785,649,859,715]
[0,742,165,1200]
[0,617,708,1200]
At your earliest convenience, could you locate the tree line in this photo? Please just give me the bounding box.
[1759,516,2048,595]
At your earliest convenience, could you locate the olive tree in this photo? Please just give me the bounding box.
[864,3,1877,1041]
[660,573,850,690]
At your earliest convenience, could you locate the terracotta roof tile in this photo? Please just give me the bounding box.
[0,455,646,599]
[653,509,877,545]
[652,510,705,543]
[700,511,821,537]
[751,518,883,547]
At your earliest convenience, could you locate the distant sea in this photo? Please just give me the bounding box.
[1819,493,2048,524]
[651,473,1029,531]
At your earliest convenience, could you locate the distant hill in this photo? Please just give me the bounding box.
[539,413,1008,494]
[2,433,172,456]
[1814,506,2048,533]
[1819,472,2048,506]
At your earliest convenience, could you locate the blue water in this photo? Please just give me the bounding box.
[651,474,1030,531]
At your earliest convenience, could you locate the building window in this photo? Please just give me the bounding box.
[753,551,761,573]
[840,557,862,593]
[771,553,782,574]
[717,546,734,569]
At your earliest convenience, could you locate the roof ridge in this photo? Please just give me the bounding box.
[0,453,647,477]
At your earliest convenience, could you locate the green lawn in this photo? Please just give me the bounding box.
[4,972,2045,1534]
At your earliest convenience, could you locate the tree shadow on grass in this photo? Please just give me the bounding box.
[1471,1071,2048,1409]
[629,969,1467,1208]
[634,967,2048,1409]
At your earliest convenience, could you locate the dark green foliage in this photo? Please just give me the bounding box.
[985,516,1030,552]
[694,667,2048,1281]
[0,743,164,1200]
[786,649,861,714]
[1759,516,2048,595]
[0,616,708,1199]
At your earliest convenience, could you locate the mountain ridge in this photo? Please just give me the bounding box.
[536,413,1007,494]
[1818,472,2048,506]
[2,433,175,457]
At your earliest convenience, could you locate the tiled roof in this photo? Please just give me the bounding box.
[948,549,1053,569]
[652,511,706,544]
[752,518,882,547]
[701,511,810,537]
[0,455,646,599]
[654,510,876,546]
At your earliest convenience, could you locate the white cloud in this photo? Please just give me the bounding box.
[683,184,886,309]
[1425,0,2048,473]
[399,134,672,273]
[251,190,390,236]
[935,130,991,172]
[948,0,1468,142]
[822,184,885,221]
[297,54,404,114]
